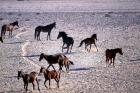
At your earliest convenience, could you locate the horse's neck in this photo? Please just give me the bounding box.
[61,35,68,41]
[43,54,48,60]
[113,49,119,55]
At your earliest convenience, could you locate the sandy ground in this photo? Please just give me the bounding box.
[0,1,140,93]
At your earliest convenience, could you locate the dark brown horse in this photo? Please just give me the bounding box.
[79,34,98,52]
[57,31,74,53]
[1,21,19,38]
[39,53,65,71]
[34,22,56,40]
[17,71,40,92]
[105,48,123,67]
[39,67,60,89]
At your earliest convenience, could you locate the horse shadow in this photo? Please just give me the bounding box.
[7,54,40,58]
[70,67,95,72]
[64,52,77,55]
[4,41,24,44]
[130,58,140,62]
[0,90,31,93]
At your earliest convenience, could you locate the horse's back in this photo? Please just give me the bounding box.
[105,49,110,56]
[67,37,74,44]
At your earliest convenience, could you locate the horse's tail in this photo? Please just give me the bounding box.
[69,61,74,65]
[34,28,38,40]
[78,39,85,47]
[1,25,6,37]
[0,37,3,43]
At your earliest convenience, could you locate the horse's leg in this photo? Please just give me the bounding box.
[26,83,28,92]
[47,64,51,70]
[109,58,112,67]
[10,31,12,38]
[55,79,59,88]
[85,44,87,51]
[47,33,49,40]
[62,43,65,52]
[9,31,10,38]
[59,62,63,72]
[49,79,51,89]
[36,78,40,91]
[113,58,115,67]
[3,30,6,39]
[67,45,70,53]
[51,64,56,71]
[47,31,51,40]
[32,82,35,90]
[38,32,41,41]
[94,43,98,52]
[70,44,73,53]
[106,57,108,67]
[44,79,48,89]
[89,44,92,52]
[66,63,69,72]
[24,83,26,89]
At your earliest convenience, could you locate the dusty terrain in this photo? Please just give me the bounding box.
[0,0,140,93]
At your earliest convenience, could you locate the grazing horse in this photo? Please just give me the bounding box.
[39,53,65,71]
[39,67,60,89]
[1,21,19,38]
[34,22,56,40]
[79,34,98,52]
[17,71,40,92]
[105,48,123,67]
[57,31,74,53]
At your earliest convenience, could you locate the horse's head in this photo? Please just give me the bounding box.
[39,67,46,75]
[15,21,19,28]
[91,34,97,41]
[118,48,123,55]
[53,22,56,28]
[39,53,44,61]
[18,70,23,80]
[57,31,67,39]
[11,21,19,28]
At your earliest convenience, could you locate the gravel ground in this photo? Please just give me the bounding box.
[0,1,140,93]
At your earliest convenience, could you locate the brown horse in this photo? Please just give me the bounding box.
[79,34,98,52]
[17,71,40,92]
[39,67,60,89]
[1,21,19,38]
[39,53,65,71]
[59,55,74,72]
[105,48,123,67]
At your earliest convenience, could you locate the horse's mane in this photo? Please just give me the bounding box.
[91,34,96,38]
[10,21,18,26]
[46,22,56,27]
[60,32,67,36]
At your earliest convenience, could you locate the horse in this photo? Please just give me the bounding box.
[105,48,123,67]
[17,71,40,92]
[78,34,98,52]
[34,22,56,40]
[39,67,60,89]
[39,53,65,71]
[59,55,74,72]
[57,31,74,53]
[1,21,19,38]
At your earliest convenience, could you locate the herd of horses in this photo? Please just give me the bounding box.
[0,21,123,92]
